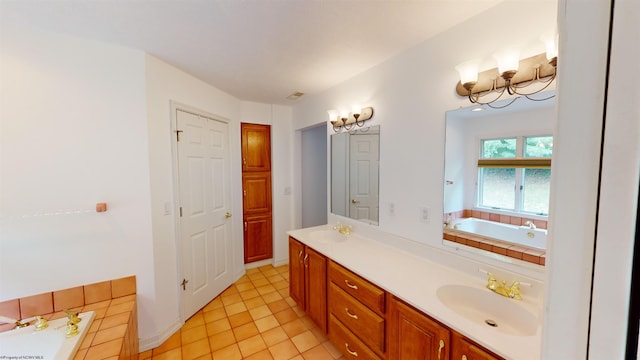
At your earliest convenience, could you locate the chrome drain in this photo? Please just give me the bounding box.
[485,319,498,327]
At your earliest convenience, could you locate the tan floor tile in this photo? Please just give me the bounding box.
[229,311,253,328]
[256,285,277,295]
[246,268,261,274]
[291,330,320,353]
[272,281,289,290]
[268,339,300,360]
[194,354,212,360]
[209,329,236,352]
[289,356,304,360]
[267,274,285,283]
[212,344,242,360]
[240,289,261,300]
[261,326,289,347]
[284,297,297,307]
[262,291,284,304]
[181,338,210,359]
[277,289,290,298]
[267,299,290,314]
[302,343,334,359]
[281,318,308,338]
[245,296,267,309]
[138,350,152,360]
[203,307,227,324]
[244,348,275,360]
[221,293,243,306]
[235,281,255,292]
[202,298,223,312]
[249,305,273,320]
[225,301,248,316]
[261,268,279,277]
[152,347,182,360]
[183,312,205,330]
[255,315,279,333]
[233,322,260,341]
[252,277,270,287]
[274,308,298,325]
[205,318,231,336]
[309,326,327,343]
[248,273,267,282]
[153,331,182,355]
[181,324,208,345]
[291,305,306,317]
[322,341,343,359]
[238,334,268,357]
[221,286,239,297]
[299,316,316,330]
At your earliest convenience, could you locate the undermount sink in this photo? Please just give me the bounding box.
[436,284,539,336]
[309,230,348,243]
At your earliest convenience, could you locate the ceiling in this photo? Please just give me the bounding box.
[0,0,505,105]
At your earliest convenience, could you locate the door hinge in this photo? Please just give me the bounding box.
[176,129,183,142]
[179,207,183,217]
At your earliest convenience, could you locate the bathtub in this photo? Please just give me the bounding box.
[452,217,547,250]
[0,311,95,360]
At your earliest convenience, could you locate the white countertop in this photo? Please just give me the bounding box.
[288,225,542,360]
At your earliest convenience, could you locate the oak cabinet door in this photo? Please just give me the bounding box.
[388,296,450,360]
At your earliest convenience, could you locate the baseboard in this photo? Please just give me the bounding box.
[138,318,183,353]
[244,258,273,269]
[273,258,288,267]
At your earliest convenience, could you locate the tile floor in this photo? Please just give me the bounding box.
[139,265,345,360]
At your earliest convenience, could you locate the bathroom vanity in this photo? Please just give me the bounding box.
[288,225,543,360]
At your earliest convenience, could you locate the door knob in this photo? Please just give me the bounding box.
[351,199,360,204]
[225,212,232,218]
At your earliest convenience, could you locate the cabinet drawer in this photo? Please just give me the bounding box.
[329,282,385,354]
[329,261,385,315]
[329,315,381,360]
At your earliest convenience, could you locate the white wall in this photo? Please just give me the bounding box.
[0,22,156,337]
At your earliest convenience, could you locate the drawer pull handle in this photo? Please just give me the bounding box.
[438,339,445,360]
[344,280,359,290]
[345,343,358,357]
[462,356,468,360]
[345,308,359,319]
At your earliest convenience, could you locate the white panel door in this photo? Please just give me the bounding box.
[177,109,233,319]
[349,134,379,223]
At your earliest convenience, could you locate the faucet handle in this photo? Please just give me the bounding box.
[508,282,523,300]
[486,272,498,290]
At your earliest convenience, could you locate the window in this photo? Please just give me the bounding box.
[477,135,552,215]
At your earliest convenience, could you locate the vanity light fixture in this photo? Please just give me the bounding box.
[455,41,558,108]
[328,105,374,132]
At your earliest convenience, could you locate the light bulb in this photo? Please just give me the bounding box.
[494,52,520,74]
[455,60,479,85]
[327,110,338,123]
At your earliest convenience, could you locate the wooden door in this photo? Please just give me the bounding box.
[242,123,271,171]
[176,109,234,319]
[451,332,503,360]
[305,246,327,333]
[244,213,272,263]
[289,237,305,306]
[241,123,272,263]
[388,296,450,360]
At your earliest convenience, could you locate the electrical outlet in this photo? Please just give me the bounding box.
[419,206,430,223]
[389,202,395,215]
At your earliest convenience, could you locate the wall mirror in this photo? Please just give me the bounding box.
[331,125,380,225]
[443,94,555,266]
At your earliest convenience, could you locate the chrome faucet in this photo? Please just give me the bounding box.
[332,223,352,235]
[524,220,537,229]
